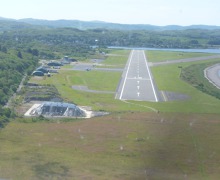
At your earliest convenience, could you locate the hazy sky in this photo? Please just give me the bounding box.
[1,0,219,26]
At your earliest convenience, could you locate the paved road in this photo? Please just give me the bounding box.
[205,63,220,89]
[150,55,220,67]
[116,50,159,102]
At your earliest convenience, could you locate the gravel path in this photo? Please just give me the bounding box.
[72,85,115,94]
[5,74,27,108]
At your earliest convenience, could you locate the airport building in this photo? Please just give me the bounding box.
[27,102,86,117]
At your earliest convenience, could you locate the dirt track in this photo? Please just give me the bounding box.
[72,85,115,94]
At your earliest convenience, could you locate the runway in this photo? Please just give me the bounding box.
[115,50,159,102]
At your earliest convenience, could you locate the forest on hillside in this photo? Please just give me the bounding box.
[0,45,38,127]
[2,28,220,51]
[1,27,220,59]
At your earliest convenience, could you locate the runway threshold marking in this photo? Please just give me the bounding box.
[127,77,150,80]
[142,51,158,102]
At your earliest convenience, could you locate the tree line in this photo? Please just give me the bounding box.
[0,44,38,128]
[0,47,39,104]
[1,28,220,59]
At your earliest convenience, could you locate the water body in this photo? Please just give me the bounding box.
[108,46,220,54]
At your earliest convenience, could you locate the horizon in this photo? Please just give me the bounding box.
[1,16,220,27]
[0,0,220,26]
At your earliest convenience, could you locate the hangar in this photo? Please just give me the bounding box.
[26,102,86,117]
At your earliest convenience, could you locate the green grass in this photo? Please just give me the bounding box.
[102,49,130,67]
[181,60,220,99]
[147,50,216,62]
[28,50,220,113]
[151,60,220,113]
[2,49,220,179]
[1,112,220,179]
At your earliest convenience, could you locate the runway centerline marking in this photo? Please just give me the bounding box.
[142,51,158,102]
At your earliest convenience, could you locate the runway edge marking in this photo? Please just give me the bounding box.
[119,50,134,100]
[142,50,159,102]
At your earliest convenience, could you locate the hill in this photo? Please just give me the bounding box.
[0,17,220,31]
[0,20,34,31]
[18,18,220,31]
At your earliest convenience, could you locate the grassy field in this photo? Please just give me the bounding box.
[181,61,220,99]
[102,50,130,67]
[1,112,220,179]
[151,60,220,113]
[29,50,220,113]
[1,49,220,179]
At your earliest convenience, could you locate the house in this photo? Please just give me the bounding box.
[32,71,44,76]
[61,56,71,64]
[69,58,78,62]
[36,66,49,73]
[47,61,62,66]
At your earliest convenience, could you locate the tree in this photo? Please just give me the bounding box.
[32,49,39,56]
[0,116,9,128]
[17,51,23,59]
[1,46,7,53]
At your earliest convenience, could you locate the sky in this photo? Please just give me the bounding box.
[0,0,220,26]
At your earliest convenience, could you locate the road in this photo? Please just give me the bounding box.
[205,63,220,89]
[150,55,220,67]
[5,74,27,108]
[116,50,159,102]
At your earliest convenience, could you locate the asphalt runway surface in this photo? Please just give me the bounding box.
[115,50,159,102]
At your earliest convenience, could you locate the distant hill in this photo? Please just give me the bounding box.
[17,18,220,31]
[0,20,34,31]
[0,17,42,31]
[17,18,158,30]
[0,17,220,31]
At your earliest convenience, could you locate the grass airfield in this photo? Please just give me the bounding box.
[1,50,220,179]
